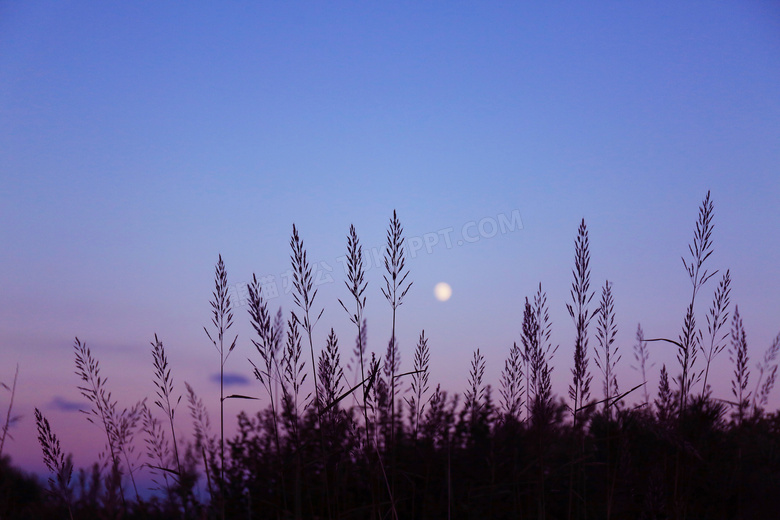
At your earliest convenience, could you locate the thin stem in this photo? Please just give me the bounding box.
[0,364,19,459]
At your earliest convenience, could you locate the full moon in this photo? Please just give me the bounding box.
[434,282,452,302]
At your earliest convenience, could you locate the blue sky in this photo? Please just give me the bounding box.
[1,2,779,475]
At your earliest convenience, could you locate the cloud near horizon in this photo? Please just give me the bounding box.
[49,396,86,413]
[210,372,251,387]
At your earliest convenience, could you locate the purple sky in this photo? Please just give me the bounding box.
[1,2,779,481]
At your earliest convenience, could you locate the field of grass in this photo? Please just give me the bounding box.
[2,192,780,519]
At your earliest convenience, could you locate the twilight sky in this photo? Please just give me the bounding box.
[1,2,779,476]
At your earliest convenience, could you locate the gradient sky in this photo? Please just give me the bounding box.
[1,2,779,479]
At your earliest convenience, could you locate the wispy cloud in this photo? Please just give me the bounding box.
[210,372,251,387]
[49,396,86,412]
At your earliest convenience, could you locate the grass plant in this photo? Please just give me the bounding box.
[338,224,371,447]
[677,191,716,412]
[247,273,287,511]
[566,219,594,520]
[464,348,486,428]
[149,333,191,514]
[381,210,412,448]
[729,306,751,424]
[73,338,127,506]
[141,404,172,498]
[701,270,731,397]
[752,332,780,414]
[595,280,620,417]
[568,219,594,425]
[184,382,217,502]
[499,341,523,423]
[406,330,431,440]
[34,408,73,520]
[0,364,19,459]
[203,254,238,503]
[631,324,652,407]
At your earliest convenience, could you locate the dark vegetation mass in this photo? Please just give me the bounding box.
[2,194,780,519]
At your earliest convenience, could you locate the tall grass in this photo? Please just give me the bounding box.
[34,407,73,520]
[281,314,307,520]
[73,338,127,505]
[594,280,620,418]
[317,328,344,425]
[527,283,556,421]
[594,281,621,519]
[338,224,371,447]
[15,192,780,520]
[752,332,780,414]
[247,272,287,510]
[464,349,486,428]
[289,223,335,518]
[149,333,189,513]
[631,324,652,407]
[655,363,676,424]
[701,270,731,397]
[406,330,431,441]
[567,219,594,425]
[381,210,412,447]
[380,210,412,519]
[185,382,217,501]
[677,190,716,412]
[203,253,237,499]
[141,404,172,497]
[729,306,751,424]
[281,315,308,435]
[499,341,523,423]
[289,225,322,418]
[566,219,594,520]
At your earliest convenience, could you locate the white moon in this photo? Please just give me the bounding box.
[434,282,452,302]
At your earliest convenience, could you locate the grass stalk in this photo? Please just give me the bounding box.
[289,224,323,413]
[700,270,731,397]
[566,219,594,520]
[150,333,186,511]
[204,254,238,519]
[381,210,412,447]
[465,348,486,428]
[282,314,308,520]
[73,337,127,506]
[499,342,523,423]
[381,211,412,519]
[751,331,780,414]
[595,280,620,418]
[406,330,431,441]
[142,403,173,499]
[729,306,750,425]
[289,223,332,517]
[247,273,287,512]
[0,364,19,459]
[338,224,371,447]
[35,408,74,520]
[595,281,620,519]
[678,190,716,413]
[185,382,217,504]
[567,218,594,427]
[631,324,652,407]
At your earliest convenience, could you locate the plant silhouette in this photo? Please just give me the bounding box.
[1,200,779,520]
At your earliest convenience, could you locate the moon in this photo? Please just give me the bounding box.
[434,282,452,302]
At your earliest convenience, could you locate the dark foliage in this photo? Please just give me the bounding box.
[11,196,780,519]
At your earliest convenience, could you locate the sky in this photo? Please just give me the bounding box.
[1,1,779,480]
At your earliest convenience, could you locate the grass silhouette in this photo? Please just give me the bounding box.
[0,198,778,519]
